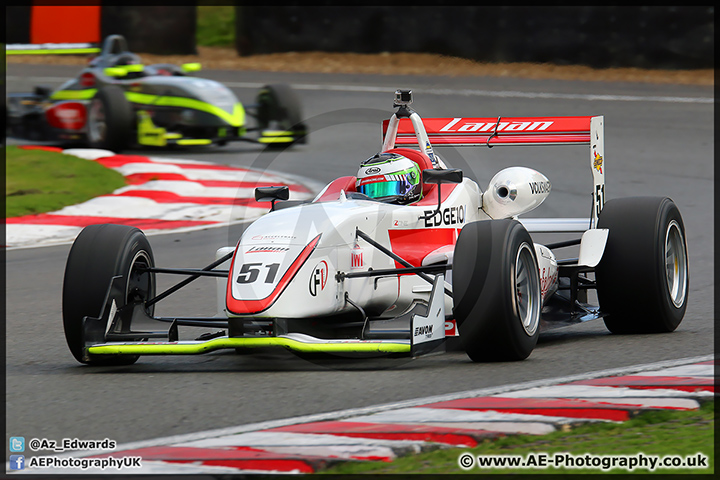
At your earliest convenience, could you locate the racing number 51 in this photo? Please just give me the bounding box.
[595,184,605,218]
[236,263,280,284]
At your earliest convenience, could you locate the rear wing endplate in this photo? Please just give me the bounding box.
[382,114,605,227]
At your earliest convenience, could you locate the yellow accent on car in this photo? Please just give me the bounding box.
[181,62,202,73]
[87,336,411,355]
[124,92,245,126]
[259,130,295,144]
[258,137,294,144]
[50,89,97,100]
[261,130,295,136]
[177,139,213,146]
[137,110,169,147]
[7,48,101,55]
[103,64,144,77]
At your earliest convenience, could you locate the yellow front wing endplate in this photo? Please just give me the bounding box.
[87,333,411,356]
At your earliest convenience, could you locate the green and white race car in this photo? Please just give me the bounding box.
[7,35,307,151]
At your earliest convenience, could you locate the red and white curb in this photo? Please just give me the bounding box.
[6,147,317,249]
[11,355,713,474]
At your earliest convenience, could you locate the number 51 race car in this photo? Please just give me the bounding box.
[7,35,306,151]
[62,89,689,365]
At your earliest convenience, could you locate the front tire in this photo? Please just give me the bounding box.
[255,84,306,146]
[453,220,541,362]
[62,224,155,365]
[87,85,134,151]
[596,197,688,333]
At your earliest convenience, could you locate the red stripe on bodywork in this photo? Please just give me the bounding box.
[394,134,591,146]
[388,228,459,267]
[226,234,322,315]
[5,214,217,229]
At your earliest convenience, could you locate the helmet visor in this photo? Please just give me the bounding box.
[358,177,413,199]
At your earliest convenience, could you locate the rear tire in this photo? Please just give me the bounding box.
[453,220,541,362]
[596,197,688,333]
[87,85,134,151]
[62,224,155,365]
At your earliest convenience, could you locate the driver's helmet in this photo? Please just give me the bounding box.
[356,152,422,204]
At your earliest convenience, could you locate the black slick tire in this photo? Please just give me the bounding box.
[87,85,134,151]
[62,224,155,365]
[255,84,305,146]
[453,220,541,362]
[596,197,688,333]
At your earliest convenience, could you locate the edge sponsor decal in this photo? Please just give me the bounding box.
[309,260,329,296]
[423,205,466,227]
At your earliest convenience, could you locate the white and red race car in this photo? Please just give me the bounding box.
[62,90,689,365]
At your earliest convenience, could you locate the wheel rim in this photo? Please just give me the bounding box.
[88,98,106,143]
[665,220,687,308]
[126,250,154,314]
[514,243,540,336]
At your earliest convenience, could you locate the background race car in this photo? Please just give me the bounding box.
[6,35,307,151]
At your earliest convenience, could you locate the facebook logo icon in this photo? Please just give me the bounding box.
[9,455,25,470]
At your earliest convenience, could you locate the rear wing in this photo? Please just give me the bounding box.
[382,111,605,227]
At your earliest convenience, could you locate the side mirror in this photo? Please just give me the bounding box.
[255,186,290,211]
[423,168,463,185]
[420,169,463,221]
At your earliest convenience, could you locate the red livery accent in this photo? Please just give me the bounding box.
[226,234,322,315]
[45,102,87,131]
[314,176,357,203]
[444,319,458,336]
[383,116,594,147]
[388,228,460,267]
[79,72,96,87]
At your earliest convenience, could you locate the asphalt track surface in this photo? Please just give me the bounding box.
[5,64,714,452]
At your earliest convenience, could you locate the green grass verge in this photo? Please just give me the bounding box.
[320,400,714,475]
[5,146,127,218]
[196,5,235,47]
